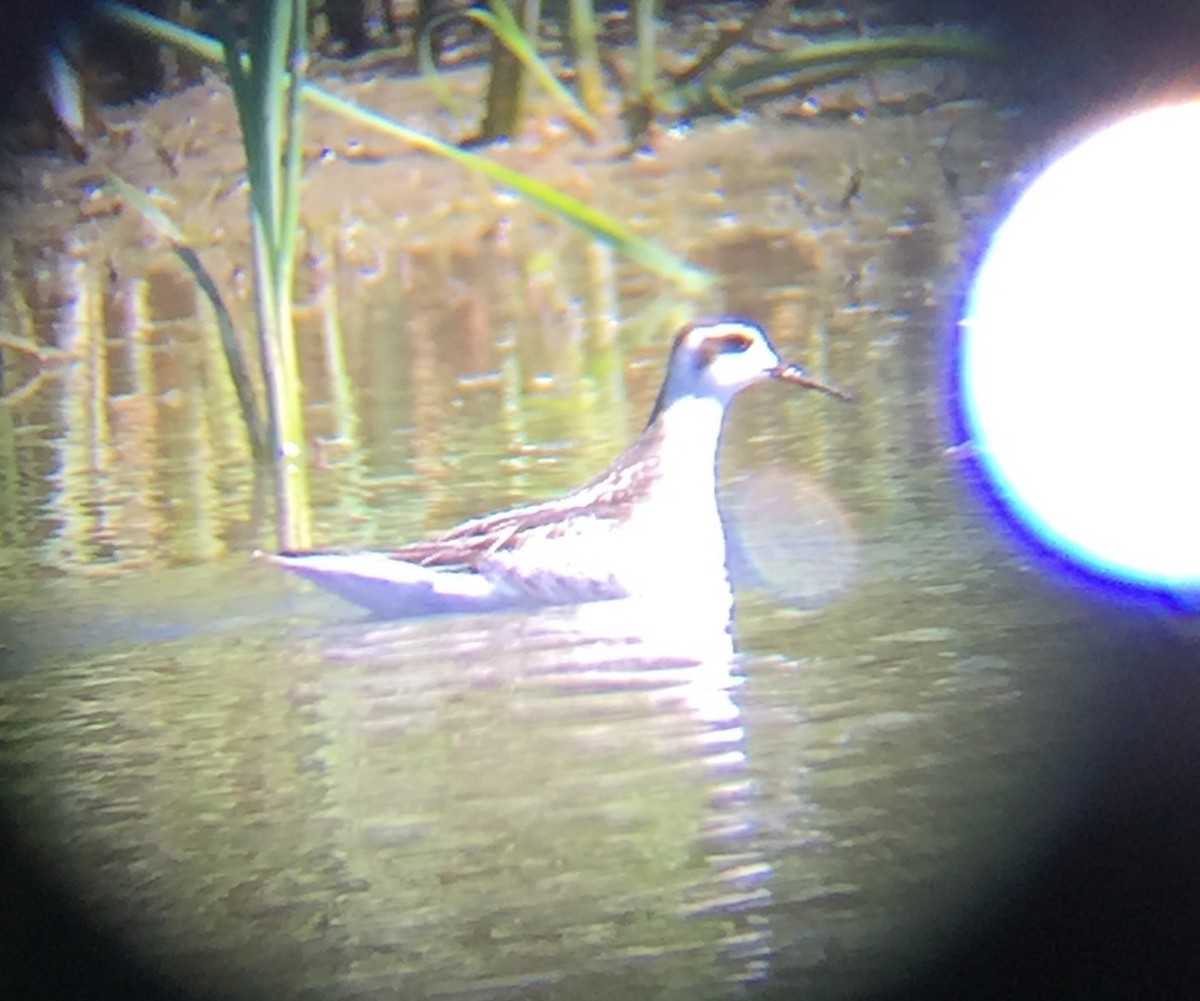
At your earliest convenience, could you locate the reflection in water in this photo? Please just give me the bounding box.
[0,528,1106,1000]
[314,597,775,994]
[0,43,1112,1001]
[0,61,1013,568]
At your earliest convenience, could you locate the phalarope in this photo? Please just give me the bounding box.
[267,319,850,617]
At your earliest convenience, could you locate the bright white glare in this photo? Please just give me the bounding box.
[961,101,1200,592]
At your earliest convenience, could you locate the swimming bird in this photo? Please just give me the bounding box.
[266,319,850,618]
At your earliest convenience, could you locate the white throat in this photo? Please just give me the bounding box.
[652,393,729,495]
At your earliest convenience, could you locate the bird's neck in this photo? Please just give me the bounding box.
[629,393,732,590]
[646,394,728,495]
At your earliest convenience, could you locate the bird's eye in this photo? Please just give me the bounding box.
[720,334,752,354]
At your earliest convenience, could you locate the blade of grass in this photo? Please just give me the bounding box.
[667,33,1003,115]
[623,0,659,141]
[215,0,312,549]
[422,0,598,140]
[633,0,658,102]
[314,85,710,290]
[566,0,604,118]
[479,0,533,140]
[43,41,88,155]
[271,0,311,549]
[97,1,710,291]
[416,9,467,120]
[668,0,789,89]
[102,170,269,460]
[699,61,944,116]
[279,1,306,296]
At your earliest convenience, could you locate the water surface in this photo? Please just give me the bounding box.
[0,41,1122,1001]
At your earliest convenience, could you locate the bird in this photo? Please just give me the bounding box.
[265,319,851,618]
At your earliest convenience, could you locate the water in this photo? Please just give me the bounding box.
[0,47,1143,1001]
[0,507,1110,1000]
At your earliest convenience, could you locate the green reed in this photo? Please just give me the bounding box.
[667,32,1003,116]
[101,171,270,462]
[99,1,706,290]
[566,0,604,118]
[420,0,597,140]
[213,0,312,549]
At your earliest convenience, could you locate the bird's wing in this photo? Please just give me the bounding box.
[391,487,633,568]
[393,429,664,569]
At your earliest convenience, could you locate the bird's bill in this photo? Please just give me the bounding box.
[771,363,855,401]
